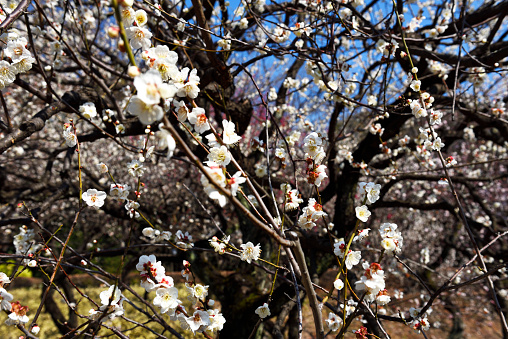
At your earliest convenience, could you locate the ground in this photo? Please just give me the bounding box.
[1,271,503,338]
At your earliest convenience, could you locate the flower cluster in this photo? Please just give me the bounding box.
[297,198,327,230]
[79,102,97,120]
[354,262,390,304]
[1,273,29,327]
[142,227,171,242]
[414,127,446,168]
[209,235,230,254]
[135,256,225,334]
[303,132,326,164]
[109,183,131,201]
[281,183,303,210]
[379,223,403,253]
[63,123,77,147]
[0,30,36,89]
[13,226,42,265]
[175,230,194,249]
[333,238,361,270]
[121,15,205,125]
[89,285,125,321]
[375,38,399,58]
[303,132,328,187]
[358,182,381,204]
[408,307,431,333]
[200,159,245,207]
[5,301,29,326]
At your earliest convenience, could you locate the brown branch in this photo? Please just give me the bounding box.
[0,0,29,33]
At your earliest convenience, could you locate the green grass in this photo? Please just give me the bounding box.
[1,284,199,339]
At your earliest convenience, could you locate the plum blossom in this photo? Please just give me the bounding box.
[188,107,210,134]
[344,250,362,270]
[200,161,227,206]
[282,184,303,210]
[126,26,152,50]
[136,254,167,291]
[307,164,327,187]
[254,163,267,177]
[134,70,175,105]
[0,288,13,311]
[188,283,208,302]
[134,9,147,26]
[5,301,29,326]
[207,309,226,333]
[110,183,130,201]
[31,324,40,335]
[222,120,242,145]
[376,290,391,305]
[13,227,42,263]
[0,60,16,89]
[99,285,122,306]
[358,182,381,204]
[333,279,344,291]
[174,68,200,99]
[89,285,125,320]
[209,236,227,254]
[297,198,327,230]
[409,307,431,333]
[303,132,325,161]
[173,100,189,122]
[125,200,140,218]
[79,102,97,119]
[4,38,31,63]
[255,303,271,319]
[82,189,107,209]
[127,159,145,177]
[186,310,210,333]
[228,171,246,196]
[325,312,342,331]
[127,96,164,125]
[153,286,181,314]
[155,124,176,159]
[207,145,231,166]
[240,242,261,263]
[175,230,194,249]
[142,227,171,242]
[97,162,108,173]
[63,125,77,147]
[379,223,403,253]
[355,205,371,222]
[355,262,386,303]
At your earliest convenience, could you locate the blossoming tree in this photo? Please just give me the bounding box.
[0,0,507,337]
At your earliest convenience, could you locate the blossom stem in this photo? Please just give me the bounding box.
[322,197,367,305]
[135,208,187,251]
[111,0,137,67]
[73,121,83,207]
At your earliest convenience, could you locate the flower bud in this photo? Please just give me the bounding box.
[107,26,119,38]
[118,40,126,53]
[128,66,140,77]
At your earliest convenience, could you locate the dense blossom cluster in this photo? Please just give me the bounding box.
[0,30,35,89]
[0,272,31,328]
[13,226,42,265]
[133,256,225,334]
